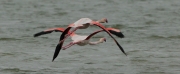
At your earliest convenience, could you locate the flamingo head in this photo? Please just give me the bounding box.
[104,38,106,42]
[100,38,106,42]
[98,18,108,23]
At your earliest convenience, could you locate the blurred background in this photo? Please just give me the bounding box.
[0,0,180,74]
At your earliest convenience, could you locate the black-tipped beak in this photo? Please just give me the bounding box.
[104,38,106,42]
[105,19,108,23]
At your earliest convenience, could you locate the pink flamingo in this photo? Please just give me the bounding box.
[54,18,126,61]
[34,27,126,61]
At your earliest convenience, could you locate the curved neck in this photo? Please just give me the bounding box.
[89,38,104,45]
[96,20,104,23]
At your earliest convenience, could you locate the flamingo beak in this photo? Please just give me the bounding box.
[104,38,106,42]
[105,19,108,23]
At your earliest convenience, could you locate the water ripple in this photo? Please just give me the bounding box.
[0,68,36,73]
[0,38,21,41]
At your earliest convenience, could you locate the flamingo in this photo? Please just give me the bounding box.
[53,18,127,61]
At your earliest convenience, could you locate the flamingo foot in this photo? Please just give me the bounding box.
[62,47,66,50]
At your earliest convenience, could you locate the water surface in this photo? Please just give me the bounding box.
[0,0,180,74]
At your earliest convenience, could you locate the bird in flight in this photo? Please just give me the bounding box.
[34,27,126,61]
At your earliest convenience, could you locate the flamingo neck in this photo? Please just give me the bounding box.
[98,38,105,43]
[89,38,105,45]
[97,21,103,23]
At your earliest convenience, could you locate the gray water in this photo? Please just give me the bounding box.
[0,0,180,74]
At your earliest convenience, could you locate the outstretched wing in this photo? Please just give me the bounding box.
[34,28,65,37]
[106,28,125,38]
[85,30,104,40]
[90,21,127,56]
[85,28,124,39]
[52,27,72,62]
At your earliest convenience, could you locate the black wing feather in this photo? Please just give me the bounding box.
[34,31,53,37]
[109,30,124,38]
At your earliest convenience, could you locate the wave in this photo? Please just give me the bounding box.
[0,38,21,41]
[147,35,180,39]
[0,68,36,73]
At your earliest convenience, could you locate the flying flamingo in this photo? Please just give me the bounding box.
[53,18,127,61]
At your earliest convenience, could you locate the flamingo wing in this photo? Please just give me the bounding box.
[106,28,125,38]
[85,28,124,39]
[85,28,124,40]
[34,28,65,37]
[85,30,105,40]
[90,22,127,56]
[52,27,72,62]
[52,43,62,62]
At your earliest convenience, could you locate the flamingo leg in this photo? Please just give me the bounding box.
[62,42,76,50]
[62,44,71,49]
[62,42,73,50]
